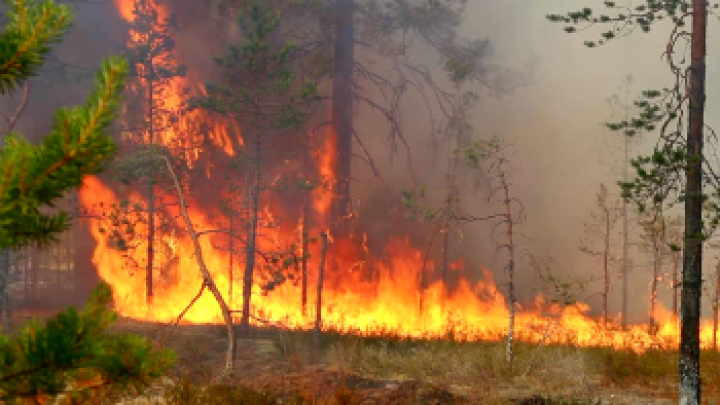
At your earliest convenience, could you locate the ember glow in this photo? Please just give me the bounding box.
[75,0,718,353]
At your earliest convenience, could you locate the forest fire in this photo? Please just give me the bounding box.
[79,165,719,352]
[71,0,720,355]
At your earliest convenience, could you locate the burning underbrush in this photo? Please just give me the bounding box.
[80,169,716,353]
[79,171,716,354]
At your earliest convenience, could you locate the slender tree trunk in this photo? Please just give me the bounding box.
[673,251,680,320]
[228,212,234,308]
[314,232,328,349]
[603,208,610,325]
[679,1,706,403]
[502,174,516,367]
[240,134,262,334]
[650,229,660,333]
[622,116,629,329]
[146,76,155,306]
[147,184,155,304]
[301,199,309,315]
[713,260,719,351]
[331,0,354,231]
[442,224,450,313]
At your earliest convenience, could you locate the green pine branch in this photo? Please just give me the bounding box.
[0,0,73,94]
[0,56,127,249]
[0,282,174,403]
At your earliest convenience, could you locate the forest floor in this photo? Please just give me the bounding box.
[97,318,720,404]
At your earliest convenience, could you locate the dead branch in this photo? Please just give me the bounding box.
[161,155,236,375]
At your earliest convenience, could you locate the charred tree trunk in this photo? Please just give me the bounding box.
[680,1,706,403]
[240,134,262,334]
[331,0,354,232]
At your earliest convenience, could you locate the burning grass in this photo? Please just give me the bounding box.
[102,318,720,404]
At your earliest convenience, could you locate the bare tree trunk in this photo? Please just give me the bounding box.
[162,157,236,373]
[146,76,155,306]
[228,212,234,308]
[314,232,328,349]
[621,113,629,330]
[331,0,354,231]
[442,224,450,313]
[673,251,680,319]
[680,1,706,403]
[714,260,719,351]
[501,173,516,367]
[240,134,262,334]
[147,184,155,305]
[301,200,309,315]
[603,207,610,325]
[650,229,660,333]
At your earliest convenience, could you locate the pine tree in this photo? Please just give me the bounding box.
[193,1,320,333]
[0,1,174,402]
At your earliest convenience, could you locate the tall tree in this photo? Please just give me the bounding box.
[195,1,320,333]
[120,0,186,305]
[549,1,709,402]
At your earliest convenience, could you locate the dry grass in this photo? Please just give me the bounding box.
[102,319,720,404]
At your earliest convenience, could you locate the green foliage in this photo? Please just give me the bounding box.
[0,282,174,403]
[546,1,705,47]
[192,1,320,131]
[0,0,128,250]
[0,0,73,93]
[124,0,185,81]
